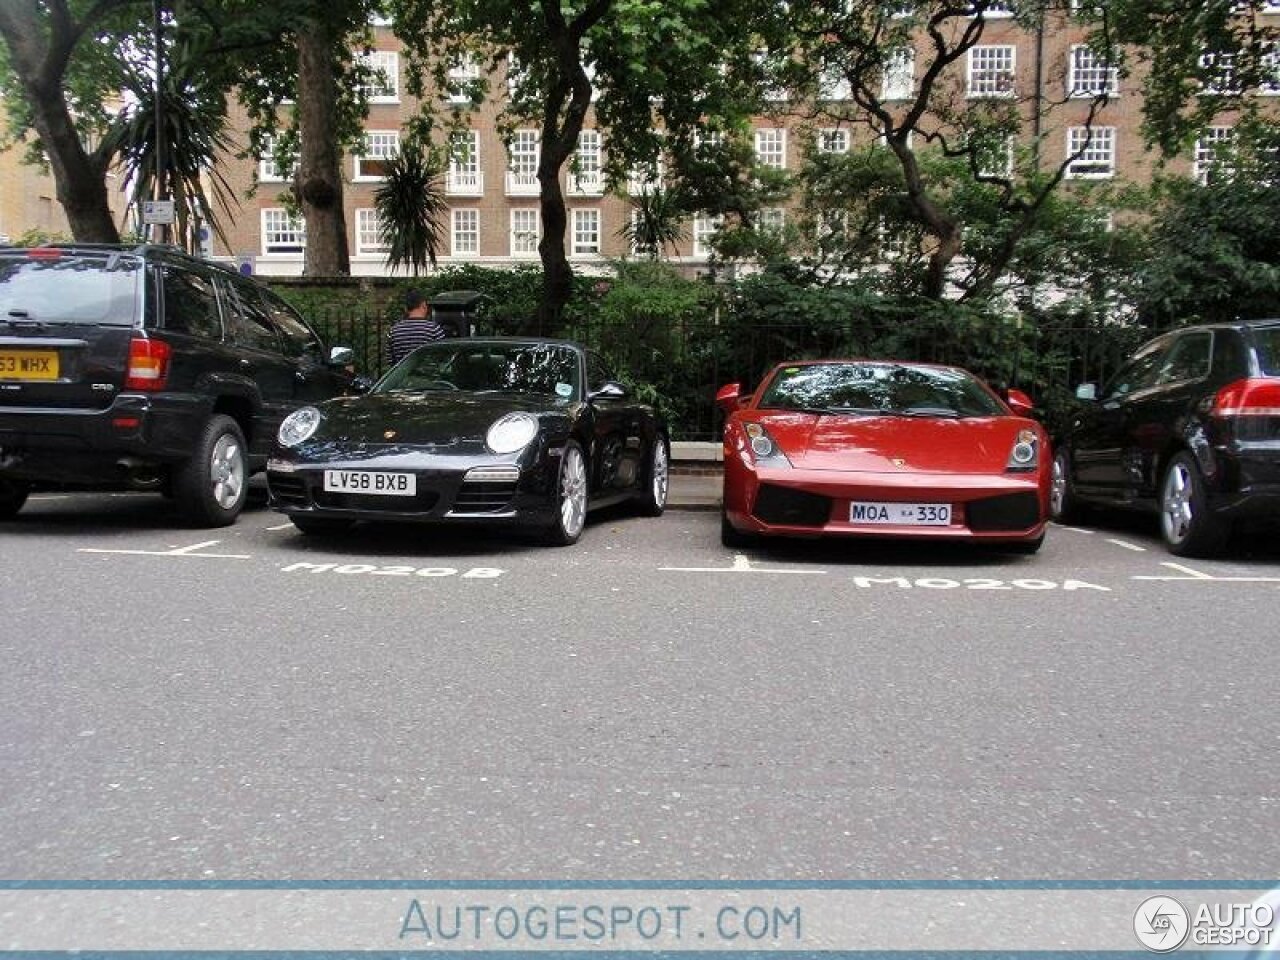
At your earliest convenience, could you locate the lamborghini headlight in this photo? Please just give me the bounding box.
[742,422,792,467]
[1006,429,1039,472]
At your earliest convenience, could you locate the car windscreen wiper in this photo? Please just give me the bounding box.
[900,407,962,419]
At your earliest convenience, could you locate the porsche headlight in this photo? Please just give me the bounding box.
[742,422,792,467]
[1006,429,1039,472]
[278,406,321,447]
[486,413,538,454]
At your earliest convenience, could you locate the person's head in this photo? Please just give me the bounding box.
[404,289,429,318]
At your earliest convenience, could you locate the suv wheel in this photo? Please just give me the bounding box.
[174,415,248,527]
[0,479,30,520]
[1159,451,1228,557]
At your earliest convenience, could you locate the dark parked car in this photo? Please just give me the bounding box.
[0,244,355,526]
[266,338,669,545]
[1051,319,1280,555]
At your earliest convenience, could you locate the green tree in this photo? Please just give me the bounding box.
[618,185,689,260]
[373,141,449,273]
[390,0,771,328]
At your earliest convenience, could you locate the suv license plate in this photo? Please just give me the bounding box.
[0,349,59,381]
[850,501,951,526]
[323,470,416,496]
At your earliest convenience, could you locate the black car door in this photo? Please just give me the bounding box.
[584,351,642,497]
[1073,337,1170,497]
[217,278,296,458]
[259,289,347,404]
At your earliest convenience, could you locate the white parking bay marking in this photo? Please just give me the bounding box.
[1134,562,1280,584]
[265,522,295,532]
[1106,538,1147,553]
[659,553,828,575]
[77,540,250,560]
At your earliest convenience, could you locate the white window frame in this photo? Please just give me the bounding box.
[627,158,666,195]
[1065,126,1116,179]
[693,215,722,259]
[568,130,603,195]
[754,128,786,169]
[968,45,1016,97]
[257,135,295,183]
[969,1,1015,15]
[357,50,399,103]
[1194,126,1234,183]
[446,130,484,195]
[1069,45,1119,97]
[817,128,850,153]
[758,208,786,234]
[976,135,1015,178]
[354,130,399,181]
[882,48,916,101]
[261,208,305,255]
[1200,51,1241,94]
[451,208,480,257]
[510,208,540,258]
[819,63,852,101]
[354,208,388,256]
[506,129,540,195]
[571,207,601,256]
[446,54,482,103]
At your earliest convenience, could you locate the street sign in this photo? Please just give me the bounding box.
[142,200,175,225]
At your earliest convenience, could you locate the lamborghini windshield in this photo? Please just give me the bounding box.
[759,362,1005,418]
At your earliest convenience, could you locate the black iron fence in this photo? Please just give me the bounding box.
[306,306,1154,442]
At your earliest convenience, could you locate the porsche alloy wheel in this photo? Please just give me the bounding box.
[638,435,669,516]
[1159,451,1227,557]
[545,441,588,546]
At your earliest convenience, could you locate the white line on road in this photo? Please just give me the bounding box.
[1055,525,1095,535]
[77,540,251,560]
[660,553,828,575]
[1132,561,1280,583]
[265,522,295,531]
[1106,538,1147,553]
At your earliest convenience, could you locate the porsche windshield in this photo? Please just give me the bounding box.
[377,341,581,399]
[759,362,1005,418]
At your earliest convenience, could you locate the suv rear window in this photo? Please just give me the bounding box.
[1255,327,1280,377]
[0,253,142,326]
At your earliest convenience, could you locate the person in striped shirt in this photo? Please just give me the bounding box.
[385,289,446,366]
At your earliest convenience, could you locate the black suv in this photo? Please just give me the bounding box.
[0,244,355,526]
[1052,319,1280,555]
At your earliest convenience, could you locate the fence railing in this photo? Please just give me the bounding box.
[307,307,1153,442]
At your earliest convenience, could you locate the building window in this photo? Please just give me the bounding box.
[451,208,479,256]
[968,45,1016,97]
[969,1,1015,15]
[817,128,850,153]
[568,130,603,195]
[446,54,482,103]
[1066,126,1116,178]
[1200,51,1240,94]
[506,129,540,195]
[1262,46,1280,94]
[257,135,296,182]
[571,208,601,255]
[1070,45,1119,97]
[447,130,483,195]
[882,48,915,100]
[1194,126,1234,183]
[975,135,1015,177]
[758,208,785,234]
[262,208,305,255]
[357,50,399,102]
[354,130,398,181]
[819,63,852,101]
[355,209,388,256]
[693,215,722,258]
[627,158,666,195]
[754,128,786,169]
[510,209,540,257]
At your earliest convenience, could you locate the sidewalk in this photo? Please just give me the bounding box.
[669,441,722,511]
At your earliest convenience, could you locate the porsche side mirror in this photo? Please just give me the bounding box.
[589,380,628,401]
[328,345,355,368]
[1006,388,1035,417]
[715,382,742,414]
[1075,383,1098,401]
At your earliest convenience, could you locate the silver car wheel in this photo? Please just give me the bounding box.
[1049,453,1068,518]
[651,439,669,508]
[210,433,245,511]
[1160,457,1194,546]
[560,446,588,538]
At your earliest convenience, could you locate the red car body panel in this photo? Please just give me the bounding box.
[721,361,1052,544]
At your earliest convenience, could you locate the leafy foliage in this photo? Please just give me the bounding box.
[373,144,448,274]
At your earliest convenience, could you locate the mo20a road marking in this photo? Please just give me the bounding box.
[280,562,505,578]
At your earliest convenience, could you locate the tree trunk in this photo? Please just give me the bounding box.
[537,117,574,334]
[294,23,349,277]
[0,1,118,243]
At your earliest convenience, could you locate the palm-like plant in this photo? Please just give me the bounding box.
[101,35,239,253]
[619,185,689,260]
[373,144,448,274]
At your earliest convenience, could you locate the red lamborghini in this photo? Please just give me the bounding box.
[718,360,1052,552]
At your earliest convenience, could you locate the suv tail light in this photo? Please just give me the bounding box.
[1212,379,1280,416]
[125,337,171,391]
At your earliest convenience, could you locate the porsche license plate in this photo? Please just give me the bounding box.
[0,349,59,381]
[850,501,951,526]
[323,470,416,496]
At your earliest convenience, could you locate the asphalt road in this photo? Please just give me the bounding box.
[2,488,1277,881]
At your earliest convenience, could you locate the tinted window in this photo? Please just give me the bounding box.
[224,281,282,353]
[1156,331,1212,385]
[0,252,142,326]
[263,292,323,359]
[1104,341,1167,400]
[1254,327,1280,376]
[377,341,580,398]
[759,362,1005,418]
[160,266,222,339]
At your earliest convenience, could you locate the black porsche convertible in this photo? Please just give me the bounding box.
[265,338,669,545]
